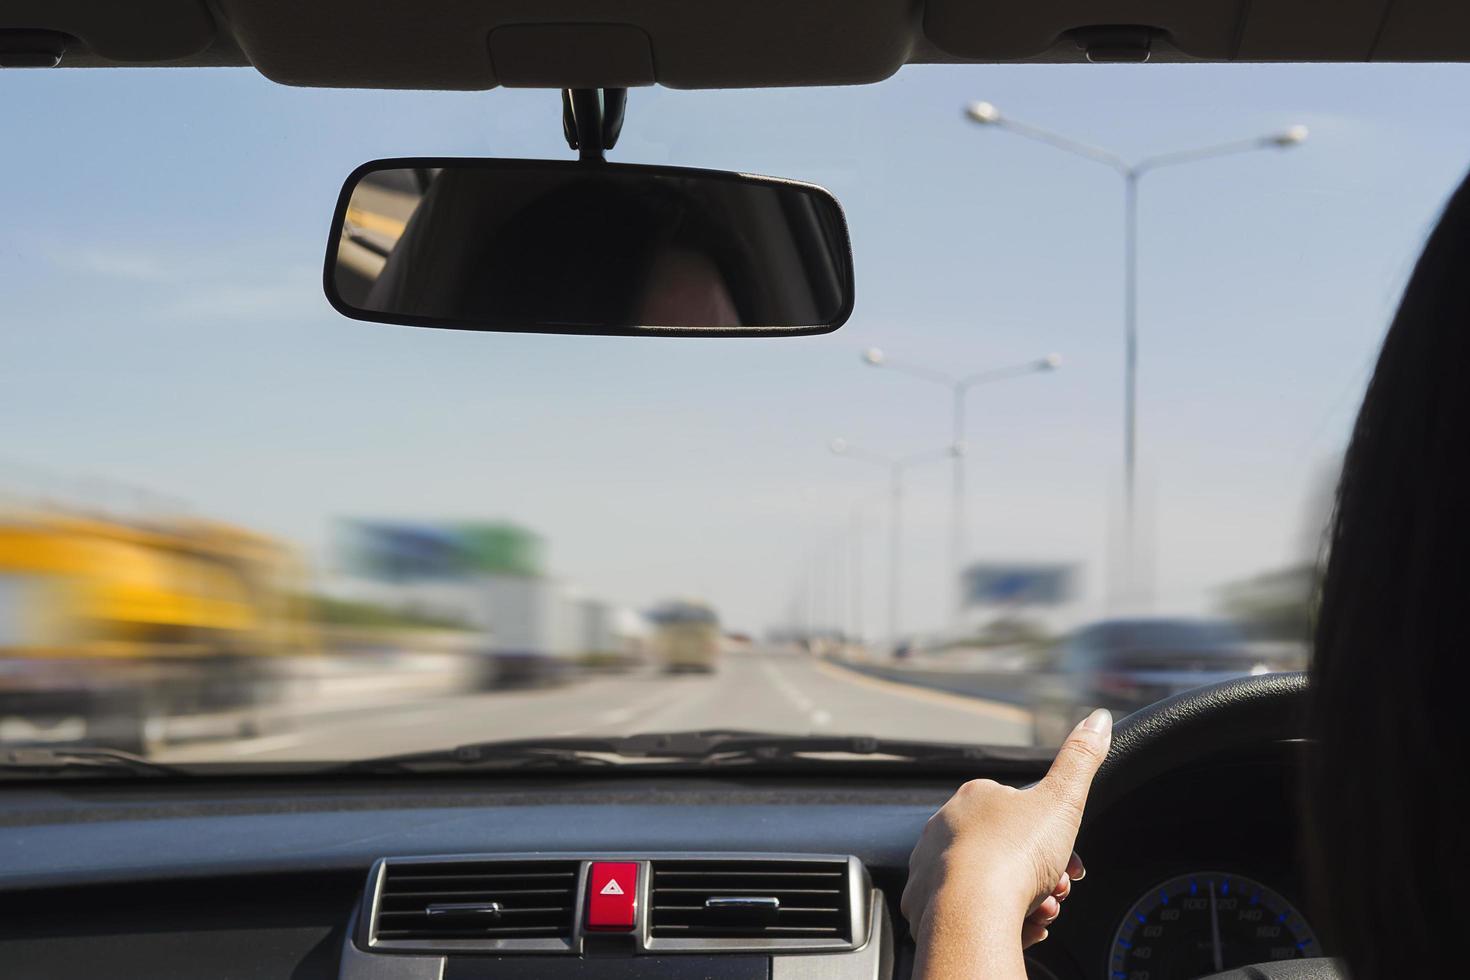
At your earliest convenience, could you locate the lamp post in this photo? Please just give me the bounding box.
[830,438,952,650]
[849,506,863,647]
[861,348,1060,620]
[964,101,1306,604]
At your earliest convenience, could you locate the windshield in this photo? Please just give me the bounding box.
[2,63,1461,766]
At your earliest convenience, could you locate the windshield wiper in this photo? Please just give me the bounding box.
[329,738,626,775]
[0,747,191,780]
[610,730,1053,770]
[334,730,1053,775]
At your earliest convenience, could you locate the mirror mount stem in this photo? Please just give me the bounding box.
[561,88,627,163]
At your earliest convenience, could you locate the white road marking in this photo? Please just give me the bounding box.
[597,707,636,724]
[382,708,450,728]
[624,676,720,733]
[215,732,305,757]
[760,661,824,722]
[554,684,693,736]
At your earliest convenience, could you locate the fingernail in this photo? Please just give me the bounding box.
[1079,708,1112,736]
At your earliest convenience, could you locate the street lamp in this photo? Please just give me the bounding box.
[860,349,1060,622]
[830,438,952,651]
[963,101,1305,606]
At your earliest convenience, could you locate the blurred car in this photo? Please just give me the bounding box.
[1029,617,1271,745]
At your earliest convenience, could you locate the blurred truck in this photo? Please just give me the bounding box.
[0,509,315,754]
[472,574,579,685]
[337,566,594,687]
[647,600,721,674]
[335,520,642,685]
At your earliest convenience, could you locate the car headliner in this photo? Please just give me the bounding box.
[2,0,1468,90]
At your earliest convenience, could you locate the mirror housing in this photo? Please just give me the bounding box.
[324,158,854,337]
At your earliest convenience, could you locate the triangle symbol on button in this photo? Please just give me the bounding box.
[600,878,624,896]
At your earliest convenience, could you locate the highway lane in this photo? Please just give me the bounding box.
[157,647,1034,763]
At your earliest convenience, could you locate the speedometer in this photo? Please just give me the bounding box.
[1108,872,1320,980]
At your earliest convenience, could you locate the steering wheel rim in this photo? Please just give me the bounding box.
[1081,672,1343,980]
[1086,670,1309,821]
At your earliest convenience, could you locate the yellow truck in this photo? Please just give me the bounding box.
[647,600,721,674]
[0,509,314,754]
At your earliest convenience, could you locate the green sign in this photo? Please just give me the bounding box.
[453,522,544,577]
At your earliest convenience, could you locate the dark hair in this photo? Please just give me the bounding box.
[1308,171,1470,979]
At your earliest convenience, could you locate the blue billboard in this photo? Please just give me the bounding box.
[962,563,1077,607]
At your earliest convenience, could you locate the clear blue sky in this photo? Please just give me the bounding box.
[3,62,1469,635]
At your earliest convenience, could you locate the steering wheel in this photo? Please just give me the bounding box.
[1082,671,1343,980]
[1087,670,1307,813]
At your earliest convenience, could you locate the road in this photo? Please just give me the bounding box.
[157,647,1033,763]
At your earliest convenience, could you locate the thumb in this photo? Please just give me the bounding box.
[1039,708,1112,818]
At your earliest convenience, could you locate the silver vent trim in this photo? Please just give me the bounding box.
[644,855,867,952]
[363,857,583,953]
[354,852,871,955]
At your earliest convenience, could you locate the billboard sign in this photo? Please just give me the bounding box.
[963,562,1077,607]
[339,519,544,581]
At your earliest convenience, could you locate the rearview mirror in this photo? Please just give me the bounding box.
[325,159,854,337]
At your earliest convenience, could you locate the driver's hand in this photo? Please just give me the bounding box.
[901,708,1112,968]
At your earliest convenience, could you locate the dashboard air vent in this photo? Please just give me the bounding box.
[649,858,852,941]
[372,859,579,942]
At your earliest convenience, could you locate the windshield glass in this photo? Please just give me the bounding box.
[2,63,1462,765]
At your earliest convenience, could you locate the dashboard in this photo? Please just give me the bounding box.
[0,743,1317,980]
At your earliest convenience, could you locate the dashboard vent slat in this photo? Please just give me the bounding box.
[373,860,579,942]
[649,859,852,941]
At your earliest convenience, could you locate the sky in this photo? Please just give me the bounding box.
[3,61,1469,637]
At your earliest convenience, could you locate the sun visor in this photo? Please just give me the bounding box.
[0,0,216,62]
[925,0,1242,61]
[924,0,1394,63]
[489,25,655,88]
[1373,0,1470,61]
[1233,0,1386,60]
[218,0,915,90]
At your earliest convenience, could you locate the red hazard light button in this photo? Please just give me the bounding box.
[586,862,639,931]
